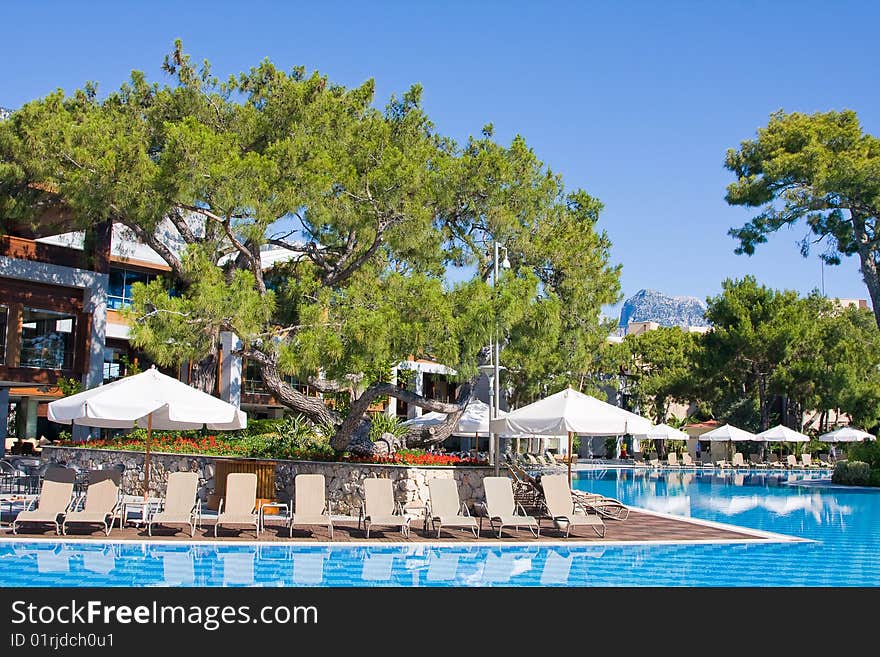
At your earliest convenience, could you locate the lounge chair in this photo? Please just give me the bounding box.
[214,472,259,537]
[62,470,120,537]
[482,476,540,538]
[800,453,821,469]
[289,474,333,540]
[540,474,606,538]
[698,456,715,469]
[147,472,201,537]
[749,454,768,468]
[649,458,661,468]
[768,453,786,469]
[12,467,76,535]
[786,454,799,469]
[731,452,749,469]
[524,454,541,466]
[680,453,697,468]
[427,478,479,538]
[570,490,630,521]
[665,452,681,469]
[359,478,410,538]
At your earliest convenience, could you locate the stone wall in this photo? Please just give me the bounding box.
[41,446,495,516]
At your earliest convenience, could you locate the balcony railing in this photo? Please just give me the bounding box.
[18,347,75,371]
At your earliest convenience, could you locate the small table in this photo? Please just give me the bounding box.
[258,502,289,532]
[0,494,37,531]
[119,496,162,529]
[403,502,430,533]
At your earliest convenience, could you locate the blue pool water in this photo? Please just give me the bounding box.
[1,469,878,586]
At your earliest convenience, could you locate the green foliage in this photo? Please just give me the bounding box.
[603,437,617,456]
[691,276,880,432]
[849,440,880,471]
[368,413,409,442]
[725,109,880,327]
[609,326,699,423]
[273,414,326,450]
[56,377,83,397]
[831,460,878,486]
[0,42,620,439]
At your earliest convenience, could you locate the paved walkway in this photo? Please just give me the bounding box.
[1,508,775,544]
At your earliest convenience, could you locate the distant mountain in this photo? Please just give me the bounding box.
[619,289,708,328]
[0,107,10,121]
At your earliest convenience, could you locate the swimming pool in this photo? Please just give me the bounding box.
[1,469,877,586]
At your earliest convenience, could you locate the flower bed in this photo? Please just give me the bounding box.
[59,435,486,466]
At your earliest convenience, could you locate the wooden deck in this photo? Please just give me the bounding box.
[2,509,771,544]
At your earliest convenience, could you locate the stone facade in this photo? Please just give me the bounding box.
[41,446,495,516]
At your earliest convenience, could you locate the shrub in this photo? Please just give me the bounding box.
[832,460,874,486]
[369,414,409,442]
[848,440,880,470]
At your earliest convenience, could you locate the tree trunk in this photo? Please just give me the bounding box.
[331,380,474,452]
[241,348,342,427]
[403,381,475,449]
[852,211,880,329]
[260,361,341,428]
[757,372,770,431]
[190,339,218,394]
[654,438,667,459]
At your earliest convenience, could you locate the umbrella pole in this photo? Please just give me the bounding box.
[567,431,573,486]
[143,412,152,500]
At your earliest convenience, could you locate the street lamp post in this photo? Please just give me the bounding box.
[491,241,510,476]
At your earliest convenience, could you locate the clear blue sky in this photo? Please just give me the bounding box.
[3,1,878,317]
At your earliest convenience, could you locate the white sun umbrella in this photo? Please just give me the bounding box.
[756,425,810,442]
[756,424,810,461]
[646,423,690,441]
[400,411,447,429]
[646,423,689,459]
[699,423,757,461]
[402,401,509,451]
[48,367,247,498]
[489,387,653,483]
[819,426,875,442]
[455,400,508,453]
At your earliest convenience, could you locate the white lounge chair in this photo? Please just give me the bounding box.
[214,472,259,537]
[62,470,120,537]
[359,478,410,538]
[482,476,540,538]
[541,474,606,538]
[427,479,479,538]
[289,474,333,539]
[12,467,75,535]
[147,472,201,537]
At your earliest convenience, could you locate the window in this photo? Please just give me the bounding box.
[19,307,77,370]
[242,359,309,396]
[103,347,122,383]
[0,305,7,365]
[108,267,156,310]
